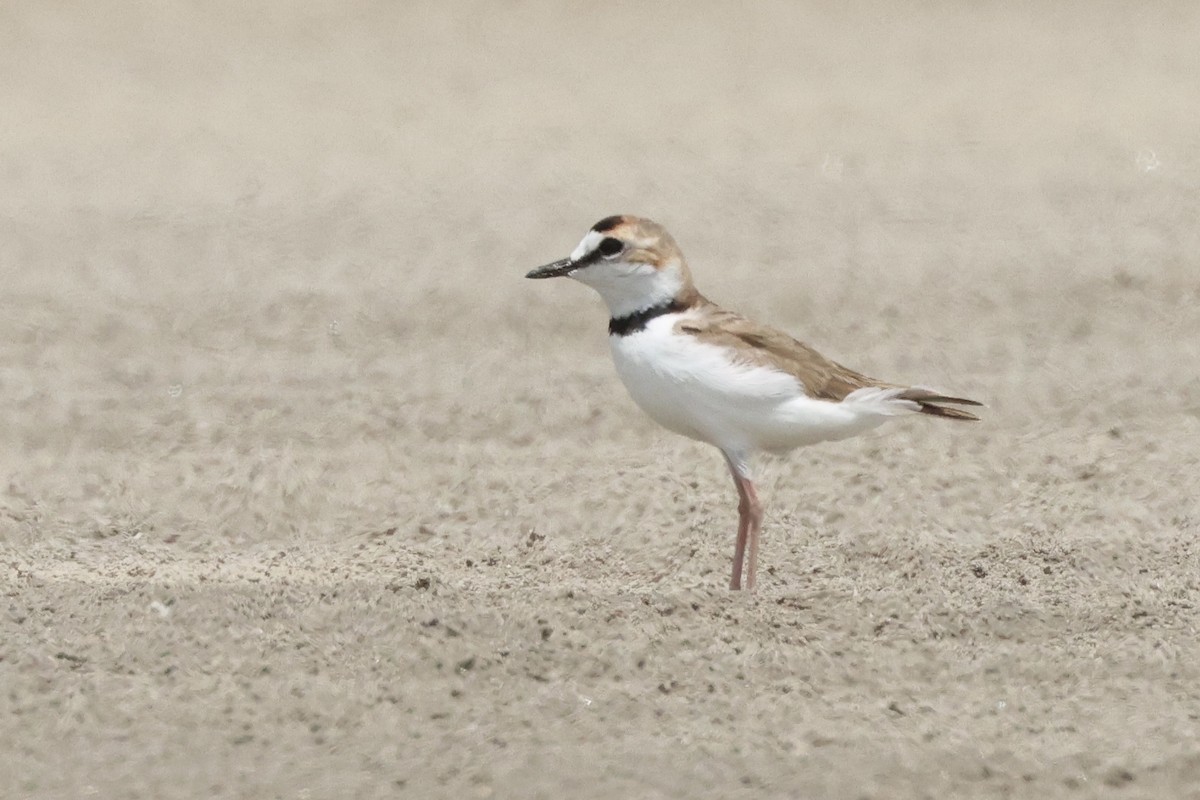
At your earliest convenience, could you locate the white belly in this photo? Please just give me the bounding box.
[609,315,887,455]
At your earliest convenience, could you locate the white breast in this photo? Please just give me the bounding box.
[609,314,888,456]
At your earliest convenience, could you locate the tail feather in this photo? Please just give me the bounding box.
[897,387,983,422]
[915,403,980,421]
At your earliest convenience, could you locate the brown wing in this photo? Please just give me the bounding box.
[676,300,983,420]
[675,301,884,401]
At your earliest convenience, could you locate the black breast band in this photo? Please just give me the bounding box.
[608,298,689,336]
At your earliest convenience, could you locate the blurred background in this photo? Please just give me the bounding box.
[2,4,1199,797]
[4,1,1197,543]
[3,0,1197,544]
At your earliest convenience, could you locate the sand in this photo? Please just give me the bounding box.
[3,2,1200,798]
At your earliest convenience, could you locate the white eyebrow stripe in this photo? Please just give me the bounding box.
[570,230,606,262]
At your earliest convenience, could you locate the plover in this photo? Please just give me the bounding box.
[527,215,981,591]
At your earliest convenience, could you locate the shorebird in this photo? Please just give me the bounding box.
[527,215,981,590]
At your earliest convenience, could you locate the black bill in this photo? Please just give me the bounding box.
[525,258,576,279]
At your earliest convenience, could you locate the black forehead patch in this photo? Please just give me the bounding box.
[591,215,625,233]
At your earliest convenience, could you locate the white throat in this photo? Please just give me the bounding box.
[574,264,684,320]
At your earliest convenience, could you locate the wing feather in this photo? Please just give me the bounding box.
[675,301,881,401]
[675,299,981,421]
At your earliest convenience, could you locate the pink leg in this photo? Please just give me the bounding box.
[724,455,763,591]
[740,478,763,591]
[730,498,749,590]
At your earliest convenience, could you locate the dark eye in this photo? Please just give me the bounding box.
[597,237,624,257]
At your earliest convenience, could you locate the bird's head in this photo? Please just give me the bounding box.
[527,215,694,318]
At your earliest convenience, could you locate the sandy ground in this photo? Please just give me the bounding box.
[3,2,1200,798]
